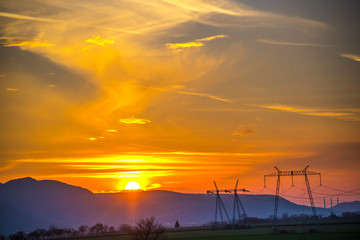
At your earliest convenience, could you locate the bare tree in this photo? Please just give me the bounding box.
[9,231,26,240]
[132,217,167,240]
[119,223,133,233]
[108,226,116,233]
[78,225,88,235]
[90,223,107,234]
[26,228,46,240]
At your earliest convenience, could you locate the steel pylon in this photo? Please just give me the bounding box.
[207,181,231,227]
[264,165,321,231]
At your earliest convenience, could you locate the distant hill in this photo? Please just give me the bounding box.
[1,177,359,235]
[0,177,104,235]
[333,201,360,213]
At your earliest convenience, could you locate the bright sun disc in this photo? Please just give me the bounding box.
[125,182,141,190]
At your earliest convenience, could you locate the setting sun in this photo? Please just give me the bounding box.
[125,182,141,191]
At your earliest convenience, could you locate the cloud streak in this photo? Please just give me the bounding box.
[153,87,231,103]
[166,34,230,52]
[340,53,360,62]
[254,104,360,121]
[119,118,151,124]
[0,37,55,48]
[0,11,63,23]
[86,36,114,46]
[175,90,231,103]
[256,39,335,48]
[6,88,20,91]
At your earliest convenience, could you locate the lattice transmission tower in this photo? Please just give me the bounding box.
[264,165,321,231]
[226,180,250,227]
[207,181,231,227]
[207,180,250,228]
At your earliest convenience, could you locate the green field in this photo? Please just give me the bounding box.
[69,221,360,240]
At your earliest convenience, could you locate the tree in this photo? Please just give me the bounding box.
[119,223,133,233]
[78,225,88,235]
[48,225,57,238]
[281,213,289,222]
[132,217,167,240]
[90,223,107,234]
[9,231,26,240]
[174,220,180,228]
[26,228,46,240]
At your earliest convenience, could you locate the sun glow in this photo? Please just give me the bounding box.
[125,181,141,190]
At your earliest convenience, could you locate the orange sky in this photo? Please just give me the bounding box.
[0,0,359,205]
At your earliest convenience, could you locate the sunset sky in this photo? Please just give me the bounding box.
[1,0,359,205]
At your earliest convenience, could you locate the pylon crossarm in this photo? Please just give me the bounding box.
[304,171,321,176]
[264,172,279,177]
[207,189,231,193]
[265,170,320,177]
[207,189,249,193]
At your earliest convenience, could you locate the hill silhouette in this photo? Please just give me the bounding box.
[1,177,359,235]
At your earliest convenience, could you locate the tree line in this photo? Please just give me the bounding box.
[2,217,167,240]
[2,211,359,240]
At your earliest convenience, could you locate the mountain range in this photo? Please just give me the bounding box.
[1,177,359,235]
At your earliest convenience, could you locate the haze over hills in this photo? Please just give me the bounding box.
[1,177,359,235]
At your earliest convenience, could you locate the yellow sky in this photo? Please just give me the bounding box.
[0,0,359,204]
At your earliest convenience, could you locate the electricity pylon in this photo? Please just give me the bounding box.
[207,181,231,227]
[264,165,321,231]
[224,180,250,227]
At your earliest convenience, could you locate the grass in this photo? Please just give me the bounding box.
[68,221,360,240]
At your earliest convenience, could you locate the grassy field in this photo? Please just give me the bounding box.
[70,221,360,240]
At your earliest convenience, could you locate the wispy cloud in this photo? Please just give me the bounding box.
[176,90,231,103]
[145,183,162,190]
[166,34,230,52]
[256,39,335,48]
[153,86,231,103]
[166,42,204,51]
[0,37,55,48]
[232,124,256,136]
[105,129,117,133]
[196,35,230,42]
[86,36,114,47]
[40,171,172,179]
[340,53,360,62]
[0,11,63,23]
[6,88,20,91]
[254,104,360,121]
[14,151,312,164]
[119,118,151,124]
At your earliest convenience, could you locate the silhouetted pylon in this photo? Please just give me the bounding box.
[207,181,231,227]
[229,180,250,227]
[264,165,321,232]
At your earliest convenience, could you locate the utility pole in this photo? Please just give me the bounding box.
[264,165,321,232]
[207,181,231,227]
[324,198,326,208]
